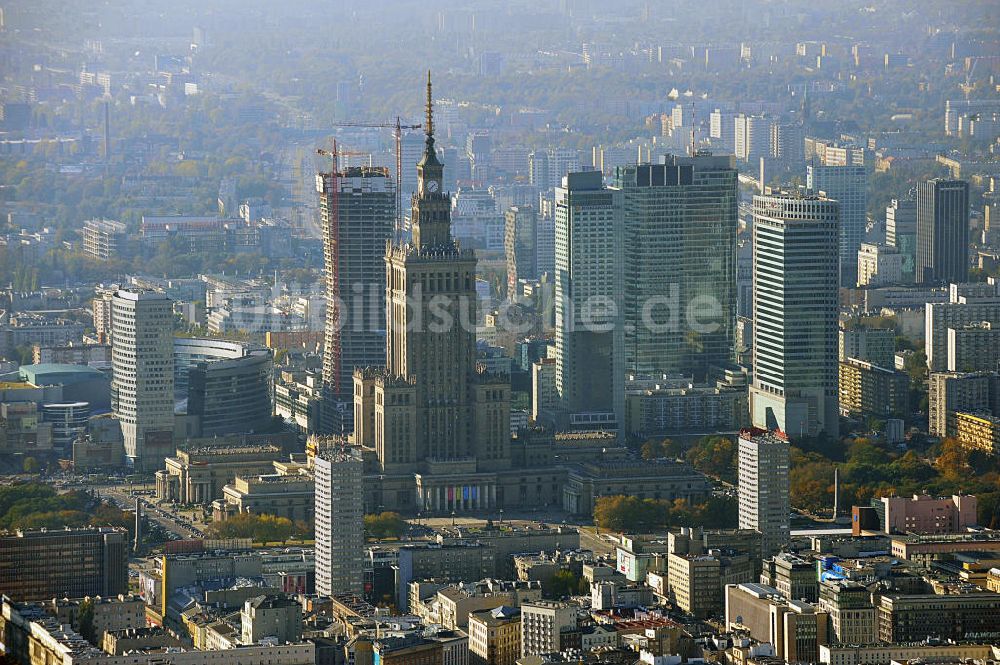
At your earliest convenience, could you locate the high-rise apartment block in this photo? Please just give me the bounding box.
[0,527,128,601]
[734,114,771,164]
[928,371,1000,438]
[946,322,1000,372]
[82,219,128,260]
[111,288,175,471]
[944,99,1000,136]
[737,429,791,555]
[554,171,624,427]
[319,165,394,434]
[807,163,867,286]
[750,193,840,439]
[838,358,909,420]
[916,179,970,285]
[614,155,737,379]
[314,447,364,597]
[839,326,895,368]
[924,283,1000,371]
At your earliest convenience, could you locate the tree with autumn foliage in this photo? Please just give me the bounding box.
[593,494,736,532]
[205,513,311,542]
[685,435,738,483]
[641,438,682,460]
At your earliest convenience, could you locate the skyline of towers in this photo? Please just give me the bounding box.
[314,447,364,597]
[749,191,840,440]
[110,288,175,471]
[318,164,394,434]
[916,178,970,285]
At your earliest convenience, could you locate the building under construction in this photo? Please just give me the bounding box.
[318,163,394,434]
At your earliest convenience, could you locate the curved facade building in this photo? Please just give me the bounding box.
[174,337,260,397]
[42,401,91,450]
[176,338,273,436]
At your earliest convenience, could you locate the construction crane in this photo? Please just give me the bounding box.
[316,138,371,172]
[331,117,422,232]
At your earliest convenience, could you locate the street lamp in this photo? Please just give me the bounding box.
[451,510,456,527]
[499,508,504,524]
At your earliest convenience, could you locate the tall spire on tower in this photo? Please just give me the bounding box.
[418,70,442,171]
[425,70,434,140]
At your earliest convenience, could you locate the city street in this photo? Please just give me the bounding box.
[94,484,202,540]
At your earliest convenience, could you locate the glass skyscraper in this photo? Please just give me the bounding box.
[750,192,840,440]
[615,154,738,379]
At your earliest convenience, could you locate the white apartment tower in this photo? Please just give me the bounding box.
[738,429,791,555]
[314,447,364,597]
[111,289,174,471]
[750,192,840,439]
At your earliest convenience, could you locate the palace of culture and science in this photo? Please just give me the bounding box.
[343,75,709,516]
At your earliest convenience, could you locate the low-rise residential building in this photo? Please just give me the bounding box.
[955,411,1000,456]
[46,595,146,643]
[240,595,302,645]
[469,606,521,665]
[519,601,578,657]
[0,597,316,665]
[32,343,112,365]
[666,553,720,619]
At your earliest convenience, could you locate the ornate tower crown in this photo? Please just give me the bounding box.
[412,71,449,250]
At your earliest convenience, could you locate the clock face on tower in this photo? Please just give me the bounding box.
[427,180,439,193]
